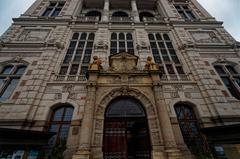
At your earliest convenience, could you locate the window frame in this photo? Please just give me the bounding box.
[214,63,240,99]
[148,32,185,78]
[0,64,27,101]
[59,32,95,77]
[48,106,74,142]
[42,1,65,17]
[174,4,196,20]
[110,32,135,55]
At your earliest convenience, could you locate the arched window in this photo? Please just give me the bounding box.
[106,98,145,118]
[0,64,27,101]
[85,10,102,21]
[110,32,134,55]
[139,12,154,22]
[174,103,208,155]
[112,11,128,17]
[48,106,74,143]
[214,62,240,99]
[60,32,95,78]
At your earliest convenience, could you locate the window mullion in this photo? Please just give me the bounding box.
[117,33,119,53]
[49,7,56,17]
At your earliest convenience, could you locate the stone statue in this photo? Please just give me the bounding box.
[88,56,103,71]
[144,56,159,71]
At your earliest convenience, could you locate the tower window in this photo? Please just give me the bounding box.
[174,4,196,20]
[60,32,95,77]
[0,64,27,101]
[42,2,65,17]
[214,64,240,99]
[110,32,134,55]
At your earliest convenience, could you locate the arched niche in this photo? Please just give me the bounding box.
[139,11,154,22]
[85,10,102,21]
[112,11,129,17]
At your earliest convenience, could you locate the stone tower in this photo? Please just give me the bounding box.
[0,0,240,159]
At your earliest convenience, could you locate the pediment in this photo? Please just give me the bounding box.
[109,52,139,72]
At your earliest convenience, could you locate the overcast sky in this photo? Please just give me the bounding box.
[0,0,239,41]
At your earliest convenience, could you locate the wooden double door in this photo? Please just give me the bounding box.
[103,118,151,159]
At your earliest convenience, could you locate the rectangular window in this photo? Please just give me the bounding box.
[60,32,95,78]
[148,33,184,77]
[42,2,65,17]
[0,78,19,101]
[174,4,196,20]
[110,33,134,55]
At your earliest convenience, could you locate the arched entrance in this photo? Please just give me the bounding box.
[103,97,151,159]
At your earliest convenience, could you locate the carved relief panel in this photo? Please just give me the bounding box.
[190,31,221,44]
[18,29,50,41]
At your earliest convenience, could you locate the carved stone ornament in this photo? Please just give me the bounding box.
[13,56,23,62]
[18,29,50,41]
[63,84,74,93]
[109,52,138,72]
[190,31,220,43]
[144,56,159,71]
[88,56,103,71]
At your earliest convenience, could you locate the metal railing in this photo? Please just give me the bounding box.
[142,17,165,23]
[161,74,191,81]
[55,75,87,82]
[77,16,100,22]
[109,16,133,22]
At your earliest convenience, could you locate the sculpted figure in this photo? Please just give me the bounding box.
[144,56,158,71]
[89,56,103,71]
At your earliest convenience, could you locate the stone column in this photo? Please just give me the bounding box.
[131,0,140,22]
[73,71,99,159]
[150,71,181,159]
[102,0,109,22]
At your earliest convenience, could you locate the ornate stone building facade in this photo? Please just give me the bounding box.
[0,0,240,159]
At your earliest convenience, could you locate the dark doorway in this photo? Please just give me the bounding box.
[103,98,151,159]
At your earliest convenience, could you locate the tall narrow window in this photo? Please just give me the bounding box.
[148,33,184,76]
[175,104,208,156]
[0,64,27,101]
[60,32,95,78]
[110,32,134,55]
[42,2,65,17]
[48,106,74,143]
[214,64,240,99]
[174,4,196,20]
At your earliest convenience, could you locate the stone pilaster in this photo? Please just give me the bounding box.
[150,71,181,159]
[131,0,140,22]
[157,0,177,20]
[73,71,99,159]
[22,0,43,16]
[102,0,109,22]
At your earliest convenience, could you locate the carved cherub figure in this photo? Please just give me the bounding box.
[144,56,158,71]
[89,56,103,70]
